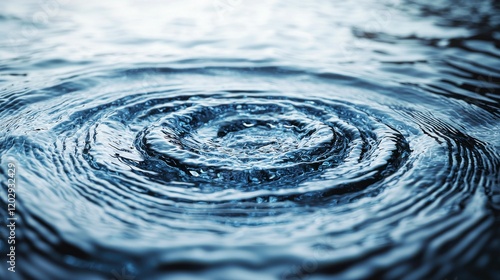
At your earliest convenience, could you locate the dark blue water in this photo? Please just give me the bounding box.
[1,0,500,279]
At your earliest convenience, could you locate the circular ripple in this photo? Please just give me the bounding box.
[73,92,409,202]
[1,67,499,280]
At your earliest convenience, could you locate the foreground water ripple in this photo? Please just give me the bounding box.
[1,0,500,279]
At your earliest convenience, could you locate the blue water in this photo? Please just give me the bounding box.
[1,0,499,279]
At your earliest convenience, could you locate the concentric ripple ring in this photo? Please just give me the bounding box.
[0,66,499,280]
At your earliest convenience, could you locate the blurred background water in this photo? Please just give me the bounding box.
[0,0,499,279]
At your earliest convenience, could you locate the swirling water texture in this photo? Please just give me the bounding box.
[0,0,499,280]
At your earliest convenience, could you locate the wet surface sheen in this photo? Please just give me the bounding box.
[0,0,500,279]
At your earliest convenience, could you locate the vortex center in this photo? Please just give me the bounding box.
[142,103,339,173]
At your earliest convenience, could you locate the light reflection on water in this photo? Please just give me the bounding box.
[0,0,499,279]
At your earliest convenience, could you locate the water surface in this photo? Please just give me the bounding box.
[0,0,499,279]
